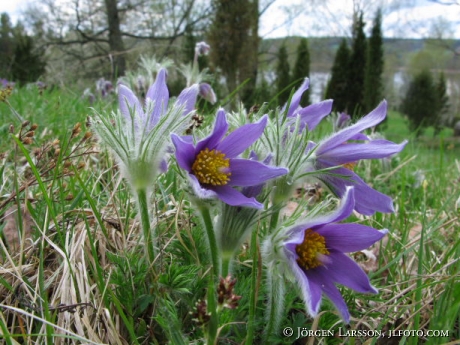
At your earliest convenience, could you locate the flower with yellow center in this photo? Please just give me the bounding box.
[172,109,288,208]
[305,101,407,215]
[295,229,329,270]
[192,148,231,186]
[264,187,388,323]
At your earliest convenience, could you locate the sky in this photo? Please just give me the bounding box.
[1,0,460,39]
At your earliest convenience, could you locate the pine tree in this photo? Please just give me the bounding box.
[0,13,14,78]
[434,72,449,135]
[11,35,46,85]
[276,44,291,105]
[325,38,350,112]
[400,70,438,135]
[291,37,310,106]
[364,9,384,113]
[347,11,367,118]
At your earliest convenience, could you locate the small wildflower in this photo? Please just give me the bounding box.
[199,83,217,104]
[0,85,13,102]
[263,187,388,323]
[172,109,288,208]
[195,41,210,56]
[190,299,211,327]
[71,123,82,138]
[217,275,242,309]
[22,137,33,145]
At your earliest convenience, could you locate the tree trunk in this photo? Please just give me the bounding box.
[104,0,126,77]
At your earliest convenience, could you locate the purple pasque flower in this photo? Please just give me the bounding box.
[92,68,199,190]
[283,78,333,131]
[199,83,217,104]
[307,100,407,215]
[279,187,387,322]
[171,109,288,208]
[195,41,210,56]
[336,112,351,129]
[118,68,198,134]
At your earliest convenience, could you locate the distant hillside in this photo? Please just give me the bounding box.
[260,36,460,73]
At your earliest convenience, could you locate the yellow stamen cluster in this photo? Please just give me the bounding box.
[295,229,329,270]
[342,162,357,171]
[192,148,231,186]
[0,86,13,103]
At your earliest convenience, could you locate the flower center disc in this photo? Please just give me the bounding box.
[343,162,357,171]
[192,148,231,186]
[295,229,329,270]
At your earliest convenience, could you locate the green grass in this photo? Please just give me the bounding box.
[0,86,459,344]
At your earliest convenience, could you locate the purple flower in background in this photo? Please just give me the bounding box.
[172,110,288,208]
[199,83,217,104]
[118,68,198,134]
[336,112,351,129]
[92,68,199,189]
[279,187,387,322]
[195,41,211,56]
[307,100,407,215]
[283,78,333,131]
[96,77,113,98]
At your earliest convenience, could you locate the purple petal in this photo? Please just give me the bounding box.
[317,224,388,252]
[199,83,217,104]
[217,115,268,157]
[146,69,169,129]
[318,167,395,215]
[171,134,195,171]
[228,159,288,186]
[323,251,378,294]
[283,78,309,117]
[284,187,355,239]
[118,84,144,124]
[188,174,219,199]
[283,247,323,316]
[196,109,229,153]
[309,269,351,323]
[350,133,370,141]
[213,185,263,208]
[297,99,333,131]
[319,140,408,165]
[177,84,199,116]
[317,101,387,155]
[159,158,168,173]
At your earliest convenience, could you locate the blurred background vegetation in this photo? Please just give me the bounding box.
[0,0,459,138]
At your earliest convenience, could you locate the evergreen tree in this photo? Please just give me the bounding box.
[400,70,438,135]
[291,37,310,106]
[11,35,46,85]
[325,38,350,112]
[347,11,367,118]
[276,44,291,105]
[434,72,449,135]
[0,13,14,78]
[364,9,384,113]
[208,0,252,103]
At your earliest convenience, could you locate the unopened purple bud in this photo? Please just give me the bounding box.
[104,81,113,94]
[199,83,216,104]
[336,112,351,129]
[195,41,210,56]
